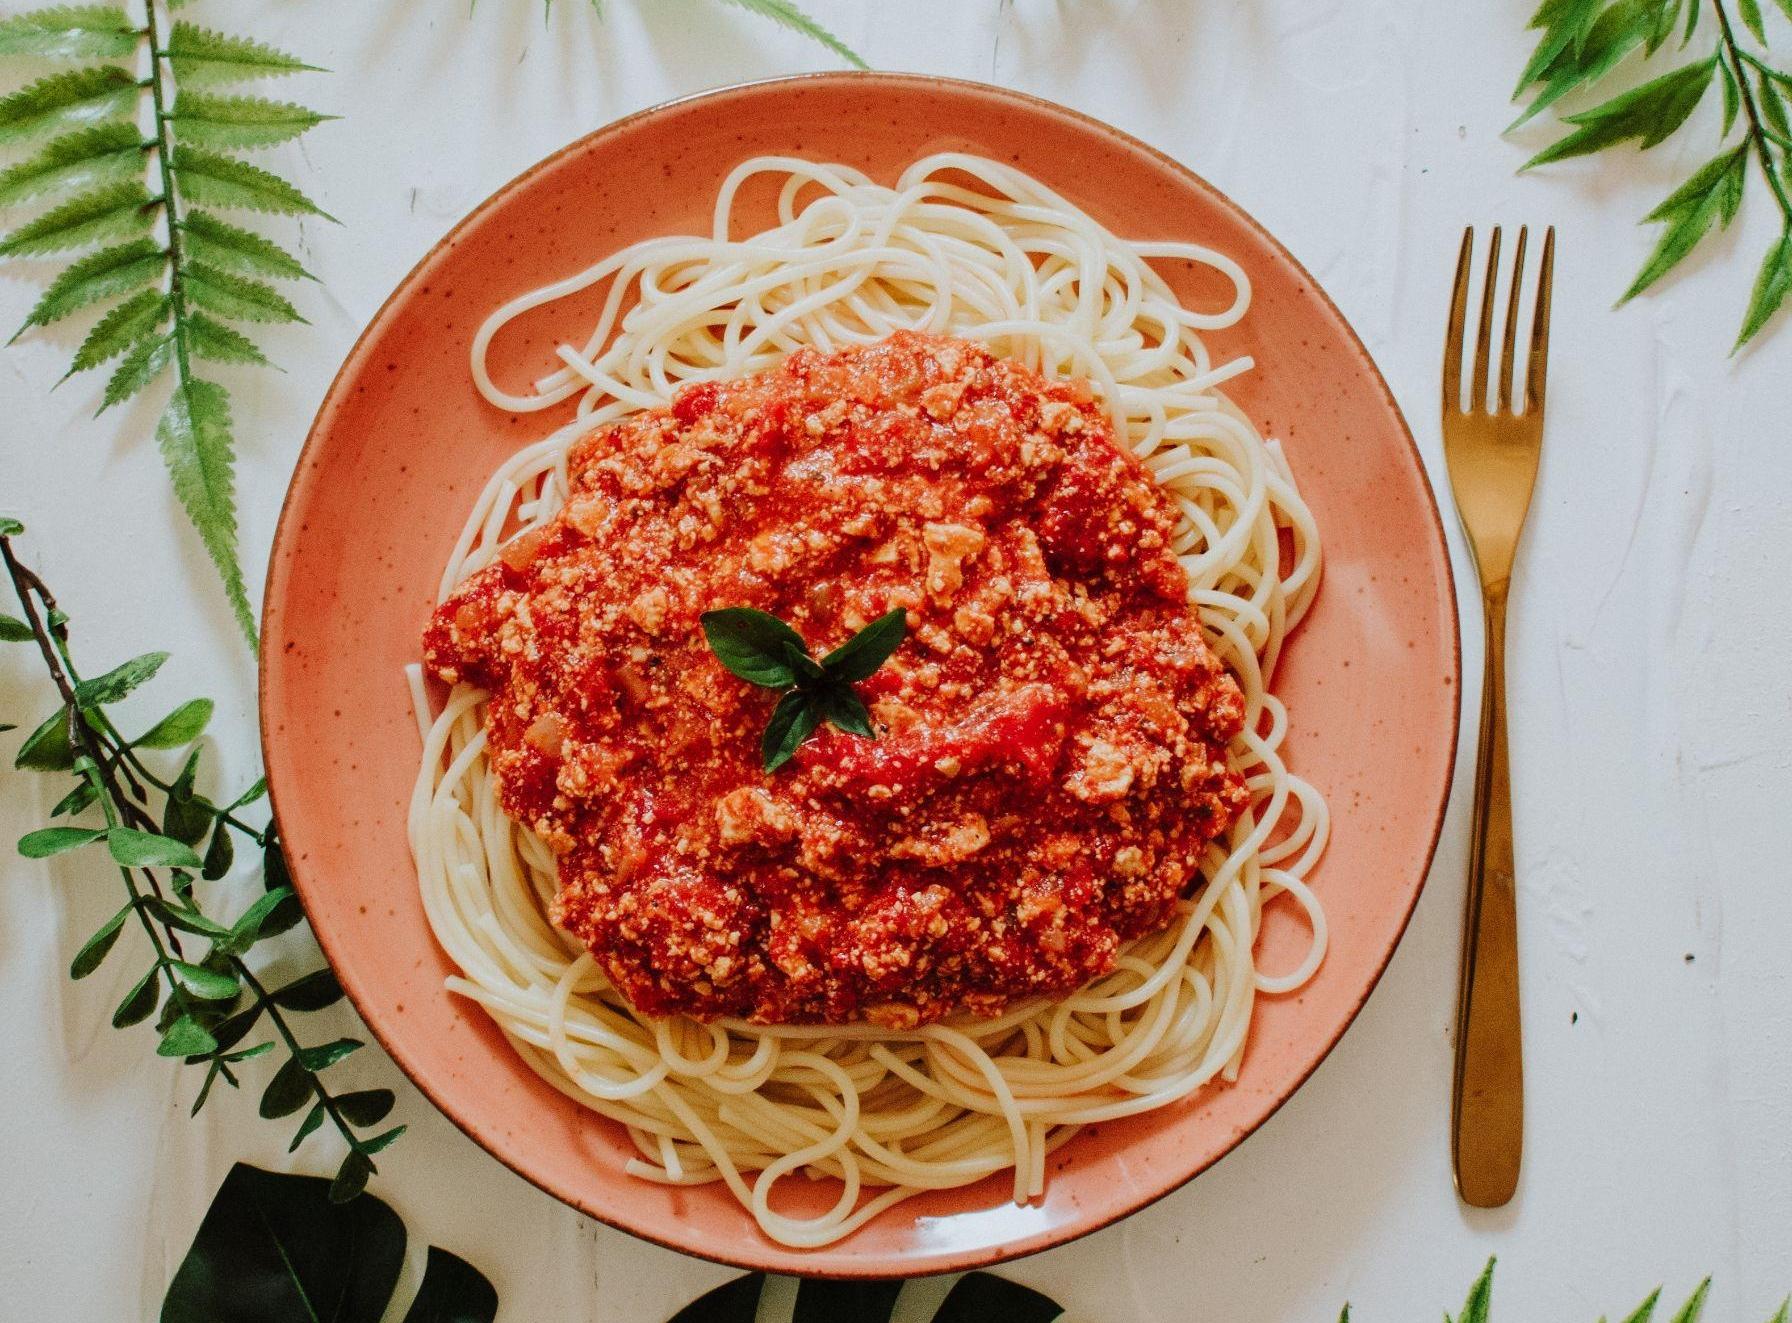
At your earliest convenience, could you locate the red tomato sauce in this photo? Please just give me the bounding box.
[425,333,1249,1026]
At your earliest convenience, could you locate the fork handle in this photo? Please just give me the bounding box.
[1451,589,1523,1207]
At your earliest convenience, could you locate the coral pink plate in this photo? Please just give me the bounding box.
[261,74,1459,1279]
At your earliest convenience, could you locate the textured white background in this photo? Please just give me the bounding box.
[3,1,1790,1318]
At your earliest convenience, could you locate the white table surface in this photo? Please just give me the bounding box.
[4,1,1790,1318]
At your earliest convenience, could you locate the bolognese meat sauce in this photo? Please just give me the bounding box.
[424,332,1250,1027]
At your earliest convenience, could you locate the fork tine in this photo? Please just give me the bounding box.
[1470,226,1501,413]
[1525,226,1555,414]
[1443,227,1473,414]
[1497,227,1528,415]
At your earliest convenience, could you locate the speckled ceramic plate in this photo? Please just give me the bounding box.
[261,74,1460,1279]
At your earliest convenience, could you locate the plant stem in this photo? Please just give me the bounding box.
[1713,0,1792,233]
[139,0,195,381]
[236,962,366,1157]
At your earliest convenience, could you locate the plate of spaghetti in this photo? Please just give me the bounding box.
[261,74,1459,1276]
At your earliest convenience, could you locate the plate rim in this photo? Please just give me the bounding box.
[260,69,1462,1279]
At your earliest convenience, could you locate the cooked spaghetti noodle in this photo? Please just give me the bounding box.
[407,153,1328,1248]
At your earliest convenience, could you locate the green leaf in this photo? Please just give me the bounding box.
[161,1163,408,1321]
[71,648,166,706]
[0,179,153,257]
[1623,147,1750,301]
[223,1041,273,1063]
[1514,0,1603,95]
[816,683,873,737]
[15,707,74,770]
[135,696,213,747]
[1525,56,1717,168]
[714,0,866,68]
[158,1013,219,1057]
[790,1280,902,1323]
[271,966,343,1012]
[335,1088,396,1127]
[297,1037,362,1072]
[258,1055,313,1118]
[1736,232,1792,350]
[107,826,202,868]
[701,607,810,688]
[185,262,304,323]
[360,1124,406,1154]
[329,1150,375,1203]
[1765,1298,1791,1323]
[179,210,312,280]
[169,959,238,1001]
[112,965,159,1027]
[670,1276,764,1323]
[1669,1280,1712,1323]
[100,332,173,410]
[0,5,138,58]
[231,775,268,808]
[13,238,163,337]
[201,821,234,880]
[1513,0,1657,126]
[0,516,22,536]
[761,689,821,773]
[70,902,132,978]
[173,144,331,218]
[784,640,825,682]
[162,761,211,846]
[166,23,325,84]
[1720,58,1740,134]
[19,824,106,857]
[1739,0,1768,43]
[1457,1259,1495,1323]
[1757,68,1791,140]
[171,92,331,150]
[0,65,138,144]
[189,1058,226,1115]
[820,607,908,681]
[69,287,169,373]
[288,1100,326,1152]
[0,613,33,640]
[400,1246,499,1323]
[0,120,143,208]
[184,310,270,365]
[51,779,98,816]
[933,1272,1065,1323]
[208,1002,262,1054]
[144,896,230,938]
[1619,1287,1663,1323]
[1775,0,1792,22]
[156,377,256,645]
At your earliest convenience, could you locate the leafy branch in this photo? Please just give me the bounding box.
[1515,0,1792,349]
[2,517,400,1202]
[1337,1259,1786,1323]
[0,1,335,644]
[529,0,867,68]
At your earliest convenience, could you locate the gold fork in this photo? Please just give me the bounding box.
[1442,224,1554,1209]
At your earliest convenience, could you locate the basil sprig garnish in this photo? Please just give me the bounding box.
[700,606,907,772]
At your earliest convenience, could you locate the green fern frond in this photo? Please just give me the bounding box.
[0,2,332,646]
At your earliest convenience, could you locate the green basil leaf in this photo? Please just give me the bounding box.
[161,1162,406,1322]
[783,640,826,682]
[270,966,342,1012]
[700,607,808,688]
[112,965,159,1027]
[108,826,202,869]
[134,697,213,748]
[819,607,908,681]
[19,824,106,857]
[15,706,74,770]
[297,1037,361,1072]
[0,612,32,640]
[70,902,132,978]
[761,689,821,773]
[815,683,874,738]
[335,1088,396,1127]
[258,1055,313,1119]
[71,649,168,707]
[400,1246,498,1323]
[170,959,239,1001]
[159,1013,220,1058]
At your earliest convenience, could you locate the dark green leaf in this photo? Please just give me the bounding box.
[0,516,22,536]
[18,824,106,857]
[701,607,809,688]
[160,1162,406,1323]
[201,821,234,880]
[1623,148,1750,301]
[1739,0,1767,43]
[259,886,305,939]
[784,640,825,682]
[1669,1280,1712,1323]
[171,92,332,150]
[135,697,213,748]
[179,211,312,281]
[288,1100,326,1152]
[1736,232,1792,350]
[143,895,230,938]
[0,65,137,144]
[208,1002,262,1054]
[166,23,325,83]
[0,179,153,257]
[169,959,238,1001]
[271,966,343,1012]
[1525,57,1717,168]
[820,607,908,681]
[112,965,159,1027]
[51,779,98,817]
[223,1041,273,1063]
[190,1058,225,1115]
[69,287,169,373]
[0,120,143,208]
[1458,1259,1495,1323]
[158,1013,219,1057]
[0,613,33,640]
[70,902,132,978]
[670,1276,764,1323]
[0,5,138,58]
[401,1246,498,1323]
[232,775,268,809]
[329,1150,375,1203]
[13,238,163,336]
[761,689,821,773]
[185,262,304,323]
[791,1280,902,1323]
[100,332,173,411]
[157,377,256,644]
[107,826,202,869]
[298,1037,362,1072]
[360,1124,405,1154]
[72,649,166,706]
[715,0,866,67]
[221,886,293,952]
[185,312,269,365]
[816,683,873,737]
[258,1055,313,1119]
[335,1088,395,1127]
[173,144,332,218]
[15,707,74,769]
[934,1272,1065,1323]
